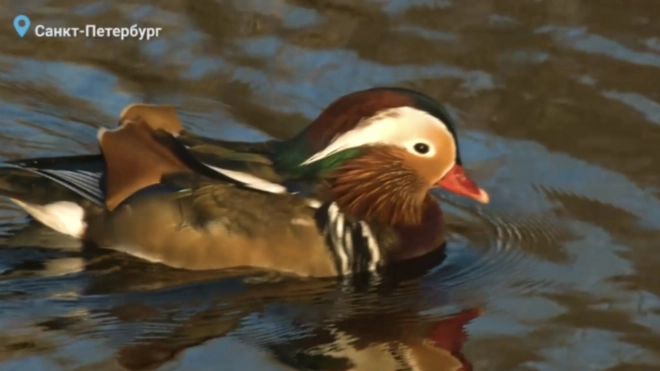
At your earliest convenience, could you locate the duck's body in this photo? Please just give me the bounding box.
[0,88,488,277]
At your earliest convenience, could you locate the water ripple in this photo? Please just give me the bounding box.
[421,195,571,300]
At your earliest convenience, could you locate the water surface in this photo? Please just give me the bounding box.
[0,0,659,370]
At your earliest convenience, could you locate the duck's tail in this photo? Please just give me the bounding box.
[0,154,106,238]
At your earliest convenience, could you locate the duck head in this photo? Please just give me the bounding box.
[275,87,488,226]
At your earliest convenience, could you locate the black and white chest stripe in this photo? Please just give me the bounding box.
[318,202,384,276]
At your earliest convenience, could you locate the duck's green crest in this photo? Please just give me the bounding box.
[273,128,364,179]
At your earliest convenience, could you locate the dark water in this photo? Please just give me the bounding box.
[0,0,659,370]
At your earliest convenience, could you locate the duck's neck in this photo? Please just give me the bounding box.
[387,195,445,261]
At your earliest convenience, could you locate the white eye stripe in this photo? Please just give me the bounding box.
[301,106,451,165]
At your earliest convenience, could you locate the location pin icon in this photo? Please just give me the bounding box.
[14,15,30,38]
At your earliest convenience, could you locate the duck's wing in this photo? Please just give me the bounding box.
[119,103,283,182]
[121,103,279,153]
[0,104,284,209]
[98,116,303,210]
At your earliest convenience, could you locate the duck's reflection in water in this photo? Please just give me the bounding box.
[98,261,480,370]
[3,223,482,371]
[112,285,481,371]
[253,307,482,371]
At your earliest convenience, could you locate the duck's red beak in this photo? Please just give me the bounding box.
[436,164,489,204]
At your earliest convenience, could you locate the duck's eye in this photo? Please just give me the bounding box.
[413,143,430,154]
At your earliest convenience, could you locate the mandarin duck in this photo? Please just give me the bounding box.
[0,87,488,277]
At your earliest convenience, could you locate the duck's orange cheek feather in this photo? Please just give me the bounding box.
[435,164,489,204]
